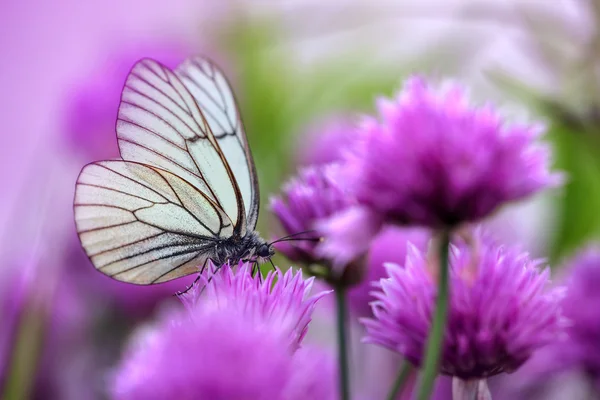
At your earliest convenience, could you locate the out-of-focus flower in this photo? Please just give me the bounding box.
[347,226,430,318]
[180,261,329,348]
[112,264,337,400]
[270,164,353,267]
[0,255,95,400]
[317,78,562,269]
[497,245,600,398]
[363,232,566,384]
[0,260,37,393]
[296,114,357,167]
[64,42,189,160]
[557,246,600,383]
[344,77,562,229]
[31,271,96,400]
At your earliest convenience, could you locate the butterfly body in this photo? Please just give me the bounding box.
[212,230,274,265]
[74,56,271,285]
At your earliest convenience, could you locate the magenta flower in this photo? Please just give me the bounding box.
[112,269,337,400]
[559,246,600,381]
[112,309,336,400]
[270,164,353,266]
[179,261,329,348]
[506,245,600,396]
[362,232,566,380]
[296,115,357,167]
[342,77,562,229]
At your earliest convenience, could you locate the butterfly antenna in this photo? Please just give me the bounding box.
[273,237,322,244]
[271,230,322,245]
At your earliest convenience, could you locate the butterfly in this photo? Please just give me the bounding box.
[73,56,275,285]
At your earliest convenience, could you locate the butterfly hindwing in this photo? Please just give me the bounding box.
[74,160,232,284]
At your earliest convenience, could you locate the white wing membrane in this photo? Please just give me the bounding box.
[176,57,259,229]
[74,55,262,285]
[74,161,232,284]
[117,58,251,232]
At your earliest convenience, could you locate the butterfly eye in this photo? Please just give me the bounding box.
[257,244,272,258]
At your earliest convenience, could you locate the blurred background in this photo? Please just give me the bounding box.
[1,0,599,399]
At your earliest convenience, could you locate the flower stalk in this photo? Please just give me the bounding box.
[335,285,350,400]
[386,361,413,400]
[417,230,451,400]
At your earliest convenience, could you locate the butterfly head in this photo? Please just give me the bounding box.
[254,242,275,264]
[257,243,275,259]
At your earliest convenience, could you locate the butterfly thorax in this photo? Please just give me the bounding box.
[212,231,274,265]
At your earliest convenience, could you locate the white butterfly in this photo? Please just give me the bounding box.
[73,56,274,285]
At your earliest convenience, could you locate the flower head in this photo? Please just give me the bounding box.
[112,306,337,400]
[270,164,353,266]
[179,261,329,348]
[296,114,357,166]
[515,245,600,391]
[559,246,600,378]
[363,232,566,379]
[344,77,562,228]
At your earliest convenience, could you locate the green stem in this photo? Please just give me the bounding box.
[386,361,414,400]
[335,285,350,400]
[417,230,451,400]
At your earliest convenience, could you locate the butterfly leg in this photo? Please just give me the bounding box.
[175,258,210,296]
[251,261,263,283]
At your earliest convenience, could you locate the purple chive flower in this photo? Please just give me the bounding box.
[343,77,562,229]
[363,231,566,380]
[270,164,353,266]
[347,226,430,317]
[296,114,357,167]
[112,275,337,399]
[558,246,600,382]
[179,261,329,348]
[506,245,600,395]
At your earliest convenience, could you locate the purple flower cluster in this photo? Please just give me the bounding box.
[342,77,562,228]
[271,164,353,267]
[268,74,566,399]
[296,115,357,167]
[559,246,600,381]
[363,232,566,380]
[112,262,336,400]
[180,261,328,348]
[509,245,600,395]
[112,309,336,400]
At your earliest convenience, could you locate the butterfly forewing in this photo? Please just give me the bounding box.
[116,58,253,233]
[176,57,260,229]
[74,161,231,284]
